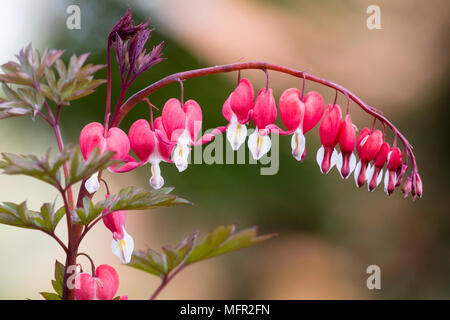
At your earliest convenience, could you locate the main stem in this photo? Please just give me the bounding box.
[44,103,83,300]
[113,61,417,172]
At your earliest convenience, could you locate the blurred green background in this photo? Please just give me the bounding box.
[0,0,449,299]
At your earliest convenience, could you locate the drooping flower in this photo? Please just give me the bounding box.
[317,104,342,174]
[301,91,325,159]
[102,195,134,264]
[161,98,202,172]
[248,88,277,160]
[279,88,305,160]
[128,118,174,189]
[367,142,390,191]
[354,128,383,187]
[79,122,130,194]
[74,264,127,300]
[384,146,403,195]
[336,114,357,179]
[223,78,254,150]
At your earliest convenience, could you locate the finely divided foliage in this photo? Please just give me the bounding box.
[0,8,421,300]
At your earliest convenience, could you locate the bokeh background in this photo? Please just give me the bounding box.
[0,0,449,299]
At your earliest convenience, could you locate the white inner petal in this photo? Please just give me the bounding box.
[377,168,383,187]
[348,153,357,177]
[329,148,339,172]
[383,170,390,194]
[290,128,306,161]
[316,146,325,173]
[173,141,190,172]
[111,227,134,264]
[149,161,164,189]
[248,130,271,160]
[85,171,100,194]
[354,160,362,187]
[226,114,247,151]
[335,152,343,178]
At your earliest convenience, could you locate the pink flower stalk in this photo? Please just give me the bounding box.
[74,264,127,300]
[336,114,357,179]
[354,128,383,187]
[223,78,254,150]
[279,88,306,161]
[102,194,134,264]
[162,98,202,172]
[384,147,403,195]
[317,104,342,174]
[248,88,277,160]
[80,122,130,194]
[367,142,390,191]
[128,118,174,189]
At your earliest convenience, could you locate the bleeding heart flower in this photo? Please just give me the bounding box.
[303,91,325,134]
[279,88,305,161]
[367,142,390,191]
[248,88,277,160]
[336,114,357,179]
[384,147,403,195]
[224,78,254,150]
[102,195,134,264]
[317,104,342,174]
[128,118,174,189]
[80,122,130,194]
[74,264,127,300]
[162,98,202,172]
[354,128,383,187]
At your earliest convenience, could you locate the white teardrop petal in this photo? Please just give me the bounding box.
[377,168,383,187]
[149,162,164,189]
[335,152,343,178]
[291,129,306,161]
[111,228,134,264]
[329,148,339,171]
[316,146,325,173]
[85,171,100,194]
[226,115,247,151]
[173,142,190,172]
[354,161,362,187]
[383,170,390,194]
[348,153,357,177]
[248,131,271,160]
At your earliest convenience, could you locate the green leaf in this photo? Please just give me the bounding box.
[51,260,65,297]
[66,146,118,187]
[105,186,193,213]
[0,148,70,188]
[74,186,192,226]
[74,196,105,225]
[0,201,65,233]
[128,225,276,278]
[0,45,105,114]
[40,292,61,300]
[130,233,197,277]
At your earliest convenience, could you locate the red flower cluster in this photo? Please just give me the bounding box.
[80,78,422,200]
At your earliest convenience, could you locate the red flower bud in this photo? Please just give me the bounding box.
[303,91,325,133]
[74,264,125,300]
[279,88,304,132]
[367,142,390,191]
[317,104,342,174]
[336,114,356,179]
[230,78,254,123]
[252,88,277,130]
[384,147,402,195]
[354,128,383,187]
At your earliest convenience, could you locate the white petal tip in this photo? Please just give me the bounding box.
[85,172,100,194]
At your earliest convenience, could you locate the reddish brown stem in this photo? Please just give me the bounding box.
[113,61,418,173]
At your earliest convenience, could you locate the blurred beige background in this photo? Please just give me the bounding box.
[0,0,448,299]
